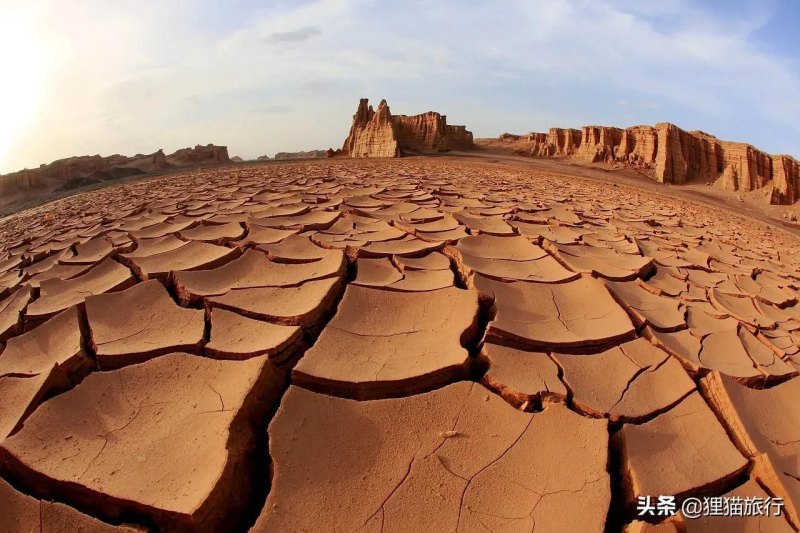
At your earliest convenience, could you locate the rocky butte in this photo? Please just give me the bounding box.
[484,123,800,205]
[342,98,474,158]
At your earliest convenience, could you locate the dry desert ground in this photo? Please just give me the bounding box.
[0,157,799,532]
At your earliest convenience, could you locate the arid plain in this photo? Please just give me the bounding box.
[0,153,799,532]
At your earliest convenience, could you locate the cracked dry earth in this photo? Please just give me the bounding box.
[0,159,799,533]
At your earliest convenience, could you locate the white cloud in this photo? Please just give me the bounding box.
[2,0,799,172]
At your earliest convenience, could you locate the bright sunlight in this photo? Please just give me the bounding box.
[0,5,51,170]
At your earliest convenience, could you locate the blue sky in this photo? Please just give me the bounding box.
[1,0,799,173]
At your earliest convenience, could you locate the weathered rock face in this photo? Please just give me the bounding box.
[510,132,552,157]
[0,154,141,195]
[547,128,582,156]
[166,144,230,165]
[652,128,775,192]
[772,155,800,205]
[577,126,624,163]
[615,126,658,167]
[718,141,772,192]
[525,132,551,157]
[0,145,229,206]
[490,120,800,204]
[653,124,718,185]
[342,99,399,158]
[342,98,474,158]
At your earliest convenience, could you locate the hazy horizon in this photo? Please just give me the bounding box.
[2,0,800,174]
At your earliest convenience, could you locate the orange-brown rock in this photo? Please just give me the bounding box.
[547,128,581,156]
[577,126,624,163]
[719,141,773,191]
[772,155,800,204]
[653,124,719,185]
[512,132,551,157]
[342,98,399,157]
[342,98,474,158]
[0,154,146,196]
[394,113,474,153]
[488,119,800,204]
[0,145,228,207]
[615,126,658,166]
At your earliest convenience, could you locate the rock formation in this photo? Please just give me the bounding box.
[166,144,229,166]
[577,126,624,163]
[548,128,581,156]
[523,133,551,157]
[615,126,658,167]
[484,121,800,205]
[772,155,800,205]
[273,150,328,160]
[0,145,230,207]
[343,99,399,158]
[342,98,474,158]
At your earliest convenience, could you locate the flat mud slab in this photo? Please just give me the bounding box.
[0,353,283,532]
[477,275,636,350]
[0,476,144,532]
[292,285,478,399]
[0,158,798,531]
[616,392,748,506]
[253,383,610,532]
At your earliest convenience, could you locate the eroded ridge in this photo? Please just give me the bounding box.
[0,158,798,531]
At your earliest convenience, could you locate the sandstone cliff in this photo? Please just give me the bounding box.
[481,121,800,205]
[577,126,624,163]
[652,124,717,185]
[547,128,581,156]
[342,98,474,158]
[772,155,800,205]
[615,126,658,168]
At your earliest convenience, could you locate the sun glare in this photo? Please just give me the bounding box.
[0,7,51,171]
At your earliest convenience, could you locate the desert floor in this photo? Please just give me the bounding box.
[0,156,798,532]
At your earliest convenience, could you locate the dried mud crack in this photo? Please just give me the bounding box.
[0,158,800,532]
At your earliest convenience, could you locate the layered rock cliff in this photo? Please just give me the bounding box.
[343,99,399,158]
[485,121,800,205]
[577,126,624,163]
[342,98,474,157]
[772,155,800,205]
[547,128,581,156]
